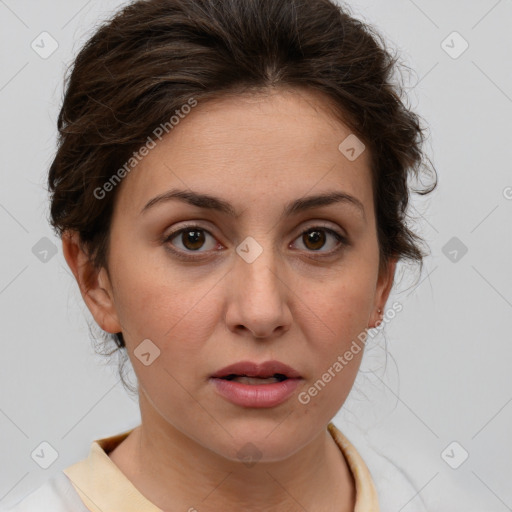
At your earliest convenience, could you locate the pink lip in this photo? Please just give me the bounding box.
[210,360,302,379]
[210,360,302,408]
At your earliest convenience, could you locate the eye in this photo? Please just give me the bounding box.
[164,225,219,255]
[162,224,348,261]
[290,226,347,255]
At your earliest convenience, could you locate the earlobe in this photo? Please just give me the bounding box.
[61,230,122,334]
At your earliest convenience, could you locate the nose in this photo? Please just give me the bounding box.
[224,239,292,339]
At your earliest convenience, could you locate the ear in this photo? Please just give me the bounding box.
[368,256,398,328]
[62,230,122,334]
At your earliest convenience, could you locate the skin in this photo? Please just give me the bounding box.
[63,87,396,512]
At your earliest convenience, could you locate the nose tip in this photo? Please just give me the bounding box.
[227,244,292,339]
[238,324,286,338]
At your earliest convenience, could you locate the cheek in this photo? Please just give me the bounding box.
[293,263,377,400]
[113,268,219,344]
[299,263,377,346]
[109,244,223,374]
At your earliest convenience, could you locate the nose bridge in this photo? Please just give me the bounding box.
[235,234,282,295]
[228,234,290,336]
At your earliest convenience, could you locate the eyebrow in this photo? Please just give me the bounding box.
[140,188,366,222]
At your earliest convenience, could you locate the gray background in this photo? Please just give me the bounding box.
[1,0,511,510]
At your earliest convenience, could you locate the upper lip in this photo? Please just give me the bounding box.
[211,360,302,379]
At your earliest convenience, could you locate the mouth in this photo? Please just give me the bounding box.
[220,373,289,384]
[210,360,302,382]
[209,360,302,408]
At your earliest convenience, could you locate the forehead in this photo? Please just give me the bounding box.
[113,87,374,220]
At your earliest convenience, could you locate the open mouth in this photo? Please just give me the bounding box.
[210,361,302,407]
[220,373,289,384]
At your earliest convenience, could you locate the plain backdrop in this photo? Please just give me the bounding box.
[1,0,511,510]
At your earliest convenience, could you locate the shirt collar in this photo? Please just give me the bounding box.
[63,422,379,512]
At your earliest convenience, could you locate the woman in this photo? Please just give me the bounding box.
[3,0,436,510]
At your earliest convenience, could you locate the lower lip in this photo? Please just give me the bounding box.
[210,377,302,408]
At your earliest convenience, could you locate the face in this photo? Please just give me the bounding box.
[68,87,395,462]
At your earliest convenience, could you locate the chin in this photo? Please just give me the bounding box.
[207,417,311,464]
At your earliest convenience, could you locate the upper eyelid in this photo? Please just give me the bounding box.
[166,221,345,238]
[165,222,347,247]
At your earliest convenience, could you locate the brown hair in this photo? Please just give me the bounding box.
[48,0,436,381]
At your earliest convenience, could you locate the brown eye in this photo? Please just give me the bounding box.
[181,229,206,250]
[164,226,218,253]
[291,227,347,255]
[303,229,326,251]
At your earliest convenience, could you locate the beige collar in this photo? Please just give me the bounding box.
[63,422,379,512]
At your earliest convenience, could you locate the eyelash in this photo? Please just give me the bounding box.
[162,223,349,262]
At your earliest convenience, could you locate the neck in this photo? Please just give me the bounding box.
[109,393,356,511]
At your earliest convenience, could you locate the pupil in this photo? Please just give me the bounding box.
[180,229,327,252]
[304,229,325,250]
[183,230,205,250]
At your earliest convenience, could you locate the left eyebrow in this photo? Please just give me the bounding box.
[140,188,366,223]
[282,191,366,223]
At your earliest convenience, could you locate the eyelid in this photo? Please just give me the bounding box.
[162,221,349,259]
[296,220,348,239]
[163,221,217,240]
[162,223,220,259]
[290,224,349,256]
